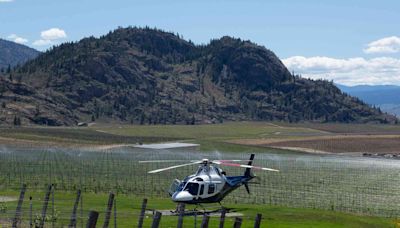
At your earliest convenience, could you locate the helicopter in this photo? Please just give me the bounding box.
[139,154,279,204]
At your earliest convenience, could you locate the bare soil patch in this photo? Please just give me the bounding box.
[0,196,17,202]
[231,135,400,154]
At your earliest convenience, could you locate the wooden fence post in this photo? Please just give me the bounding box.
[29,196,33,228]
[52,185,55,228]
[200,214,210,228]
[12,184,27,228]
[113,198,117,228]
[39,184,53,228]
[177,203,185,228]
[233,217,242,228]
[219,208,226,228]
[86,211,99,228]
[137,198,147,228]
[80,193,83,228]
[254,214,262,228]
[151,211,162,228]
[69,189,81,228]
[103,192,115,228]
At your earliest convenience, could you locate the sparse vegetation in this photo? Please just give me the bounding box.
[0,27,394,126]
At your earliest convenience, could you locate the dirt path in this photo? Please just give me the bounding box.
[0,196,17,202]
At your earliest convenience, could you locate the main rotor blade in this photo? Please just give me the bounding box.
[213,160,252,163]
[147,161,202,174]
[140,159,251,163]
[139,160,194,163]
[217,162,279,172]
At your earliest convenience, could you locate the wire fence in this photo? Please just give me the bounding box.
[0,189,262,228]
[1,144,400,220]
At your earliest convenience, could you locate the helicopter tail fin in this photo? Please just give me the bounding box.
[244,154,255,177]
[244,183,250,194]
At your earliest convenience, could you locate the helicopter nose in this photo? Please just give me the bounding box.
[172,191,193,202]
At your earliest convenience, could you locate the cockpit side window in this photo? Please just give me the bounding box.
[184,183,199,195]
[199,184,204,195]
[208,184,215,194]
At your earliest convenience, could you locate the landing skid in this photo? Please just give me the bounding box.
[171,203,234,216]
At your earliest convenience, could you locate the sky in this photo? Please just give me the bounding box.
[1,0,400,86]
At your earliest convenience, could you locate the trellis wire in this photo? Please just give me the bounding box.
[0,145,400,218]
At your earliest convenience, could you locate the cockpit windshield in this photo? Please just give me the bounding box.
[177,182,186,191]
[184,182,199,195]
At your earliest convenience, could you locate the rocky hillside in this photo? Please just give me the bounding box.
[0,27,395,125]
[0,39,40,70]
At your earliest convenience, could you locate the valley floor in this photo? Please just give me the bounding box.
[1,122,400,227]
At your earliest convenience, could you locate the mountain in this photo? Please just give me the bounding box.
[0,77,77,125]
[0,27,395,126]
[0,39,40,70]
[337,84,400,117]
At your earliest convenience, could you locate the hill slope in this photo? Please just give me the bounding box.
[0,27,395,125]
[0,39,40,69]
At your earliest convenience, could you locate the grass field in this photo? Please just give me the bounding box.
[0,127,181,146]
[0,191,395,228]
[94,122,327,141]
[1,122,400,227]
[95,122,400,154]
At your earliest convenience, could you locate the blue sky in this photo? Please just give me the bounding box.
[1,0,400,85]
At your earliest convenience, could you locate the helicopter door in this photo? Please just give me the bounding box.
[198,184,204,199]
[207,183,216,196]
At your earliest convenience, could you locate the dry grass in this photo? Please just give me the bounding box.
[280,123,400,134]
[231,135,400,153]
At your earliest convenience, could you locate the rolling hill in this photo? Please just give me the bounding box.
[0,27,395,125]
[338,84,400,117]
[0,38,40,70]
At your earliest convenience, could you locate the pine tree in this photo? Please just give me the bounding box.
[13,116,21,126]
[191,115,195,125]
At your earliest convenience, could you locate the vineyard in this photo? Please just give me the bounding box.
[1,143,400,221]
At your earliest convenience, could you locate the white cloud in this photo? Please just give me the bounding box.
[364,36,400,54]
[283,56,400,86]
[40,28,67,40]
[0,0,14,2]
[32,39,53,46]
[33,28,67,47]
[7,34,28,44]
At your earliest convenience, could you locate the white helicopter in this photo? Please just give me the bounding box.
[139,154,279,204]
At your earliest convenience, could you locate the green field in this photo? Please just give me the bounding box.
[0,191,395,228]
[1,122,400,227]
[95,122,328,140]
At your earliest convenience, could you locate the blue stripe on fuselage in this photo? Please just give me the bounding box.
[178,175,253,204]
